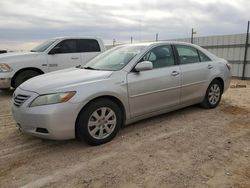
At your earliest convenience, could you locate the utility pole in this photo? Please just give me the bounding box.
[130,36,133,44]
[113,38,116,46]
[191,28,197,44]
[156,33,158,41]
[242,21,249,80]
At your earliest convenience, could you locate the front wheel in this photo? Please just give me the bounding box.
[12,70,41,88]
[76,99,122,145]
[201,80,222,109]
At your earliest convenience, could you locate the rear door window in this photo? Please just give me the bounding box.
[175,45,200,64]
[198,50,211,62]
[77,39,101,52]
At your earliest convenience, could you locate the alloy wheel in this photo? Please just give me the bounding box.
[87,107,117,140]
[208,83,221,105]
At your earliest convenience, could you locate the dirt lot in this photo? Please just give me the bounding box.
[0,79,250,188]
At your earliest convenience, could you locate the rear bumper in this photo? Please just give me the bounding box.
[224,77,231,92]
[223,71,232,93]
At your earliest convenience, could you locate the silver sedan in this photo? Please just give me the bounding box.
[12,42,231,145]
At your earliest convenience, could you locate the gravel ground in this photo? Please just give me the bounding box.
[0,79,250,188]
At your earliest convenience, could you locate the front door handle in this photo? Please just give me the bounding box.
[71,57,79,60]
[207,65,213,69]
[171,71,180,76]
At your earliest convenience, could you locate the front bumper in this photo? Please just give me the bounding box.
[11,88,82,140]
[0,72,13,88]
[0,77,11,88]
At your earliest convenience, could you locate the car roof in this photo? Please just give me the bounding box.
[119,41,200,48]
[50,36,102,40]
[118,41,218,62]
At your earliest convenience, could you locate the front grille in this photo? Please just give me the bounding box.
[14,94,30,107]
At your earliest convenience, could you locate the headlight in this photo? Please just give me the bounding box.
[0,63,12,72]
[30,91,76,107]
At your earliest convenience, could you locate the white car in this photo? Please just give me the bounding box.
[12,42,231,145]
[0,37,105,89]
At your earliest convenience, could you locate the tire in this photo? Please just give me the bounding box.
[76,98,122,145]
[201,79,223,109]
[12,70,41,88]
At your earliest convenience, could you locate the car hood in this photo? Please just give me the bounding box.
[19,68,113,94]
[0,52,40,62]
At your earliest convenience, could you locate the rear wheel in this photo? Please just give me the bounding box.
[76,99,122,145]
[12,70,41,88]
[201,79,222,109]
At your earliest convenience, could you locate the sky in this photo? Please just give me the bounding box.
[0,0,249,50]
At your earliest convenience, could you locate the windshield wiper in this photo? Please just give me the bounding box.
[75,65,82,68]
[83,66,99,70]
[30,50,36,52]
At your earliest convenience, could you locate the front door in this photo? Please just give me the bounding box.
[47,39,81,72]
[127,45,181,118]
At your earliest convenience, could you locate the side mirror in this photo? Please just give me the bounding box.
[134,61,153,72]
[49,46,61,55]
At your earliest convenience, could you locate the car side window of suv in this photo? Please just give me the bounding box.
[140,45,175,69]
[175,45,200,64]
[78,39,101,52]
[53,39,78,54]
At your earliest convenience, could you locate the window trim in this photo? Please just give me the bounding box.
[197,49,201,62]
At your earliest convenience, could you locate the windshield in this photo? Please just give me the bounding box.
[31,39,57,52]
[83,45,146,71]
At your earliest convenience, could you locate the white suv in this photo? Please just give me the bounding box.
[0,37,105,89]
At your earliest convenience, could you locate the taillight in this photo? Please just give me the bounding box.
[226,63,231,71]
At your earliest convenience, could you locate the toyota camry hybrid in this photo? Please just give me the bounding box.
[12,42,231,145]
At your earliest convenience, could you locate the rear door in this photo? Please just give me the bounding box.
[127,45,181,118]
[47,39,81,72]
[174,45,213,104]
[78,39,102,65]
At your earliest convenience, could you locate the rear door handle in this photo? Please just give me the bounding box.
[71,57,79,60]
[49,64,58,67]
[171,71,180,76]
[207,65,213,69]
